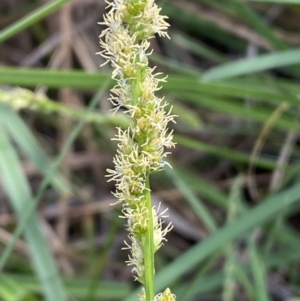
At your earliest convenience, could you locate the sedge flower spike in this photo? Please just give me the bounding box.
[99,0,175,300]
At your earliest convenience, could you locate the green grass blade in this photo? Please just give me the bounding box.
[0,104,69,195]
[175,135,284,170]
[0,85,110,273]
[0,128,67,301]
[176,166,300,260]
[165,167,217,233]
[223,177,256,299]
[0,68,109,89]
[248,235,271,301]
[177,251,222,301]
[223,177,244,301]
[151,54,202,76]
[202,49,300,81]
[175,246,300,298]
[179,92,300,134]
[176,167,227,207]
[245,0,300,3]
[5,273,131,300]
[162,3,246,52]
[166,77,299,105]
[0,89,129,128]
[172,32,226,64]
[0,0,72,43]
[0,274,39,301]
[85,213,122,301]
[228,0,287,49]
[0,68,299,106]
[125,182,300,300]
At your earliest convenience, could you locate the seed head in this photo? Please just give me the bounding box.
[100,0,175,284]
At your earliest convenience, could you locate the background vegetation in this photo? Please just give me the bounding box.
[1,0,300,300]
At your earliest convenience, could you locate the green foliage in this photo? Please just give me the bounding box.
[1,0,300,300]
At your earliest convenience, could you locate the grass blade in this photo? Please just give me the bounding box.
[246,0,300,3]
[175,135,284,170]
[0,274,39,301]
[165,166,217,233]
[202,48,300,81]
[0,127,67,301]
[6,273,131,300]
[0,0,72,43]
[0,85,110,275]
[248,234,271,301]
[0,104,69,195]
[0,68,299,106]
[228,0,286,49]
[125,182,300,300]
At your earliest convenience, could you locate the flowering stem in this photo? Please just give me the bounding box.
[132,60,155,301]
[144,176,155,301]
[100,1,176,300]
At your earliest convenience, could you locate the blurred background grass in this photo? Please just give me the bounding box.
[1,0,300,300]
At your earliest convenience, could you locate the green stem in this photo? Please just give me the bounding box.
[144,176,155,301]
[131,42,154,301]
[0,0,72,43]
